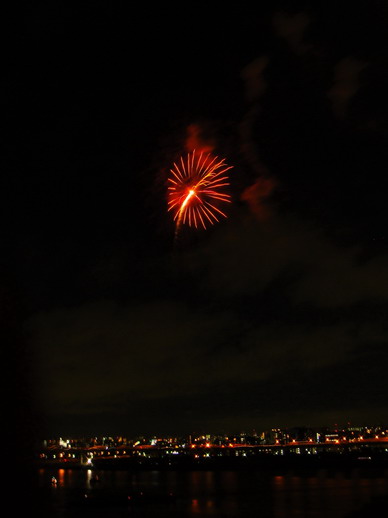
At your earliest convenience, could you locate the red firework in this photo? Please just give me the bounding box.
[167,150,233,230]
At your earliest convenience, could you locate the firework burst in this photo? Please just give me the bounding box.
[167,150,233,231]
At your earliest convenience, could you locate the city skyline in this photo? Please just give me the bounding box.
[37,422,388,474]
[38,419,388,445]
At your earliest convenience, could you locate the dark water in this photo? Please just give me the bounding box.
[38,467,388,517]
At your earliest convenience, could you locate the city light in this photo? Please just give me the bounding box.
[36,423,388,470]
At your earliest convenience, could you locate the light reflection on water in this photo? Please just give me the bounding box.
[39,467,388,517]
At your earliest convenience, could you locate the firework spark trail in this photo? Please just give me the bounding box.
[168,150,233,238]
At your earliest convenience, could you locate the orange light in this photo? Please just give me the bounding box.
[168,150,233,230]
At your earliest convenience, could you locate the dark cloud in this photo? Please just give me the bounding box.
[28,307,388,436]
[26,197,388,435]
[181,210,388,307]
[328,57,368,119]
[272,11,313,55]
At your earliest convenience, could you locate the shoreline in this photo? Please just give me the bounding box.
[37,452,388,472]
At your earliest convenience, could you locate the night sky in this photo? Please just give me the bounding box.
[5,3,388,439]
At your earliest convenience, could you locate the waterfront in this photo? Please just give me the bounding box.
[37,466,388,517]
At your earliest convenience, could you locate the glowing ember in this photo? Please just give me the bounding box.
[167,150,233,230]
